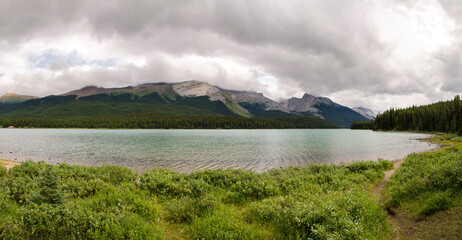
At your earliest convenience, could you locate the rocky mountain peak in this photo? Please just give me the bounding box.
[2,93,19,97]
[172,80,221,97]
[0,93,38,104]
[352,107,376,120]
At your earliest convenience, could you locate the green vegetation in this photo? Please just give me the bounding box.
[0,114,339,129]
[0,160,393,239]
[384,135,462,217]
[0,94,235,119]
[373,95,462,135]
[221,92,252,117]
[351,120,374,130]
[0,92,344,129]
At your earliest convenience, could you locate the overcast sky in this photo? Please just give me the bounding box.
[0,0,461,112]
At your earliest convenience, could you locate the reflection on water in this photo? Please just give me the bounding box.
[0,129,436,172]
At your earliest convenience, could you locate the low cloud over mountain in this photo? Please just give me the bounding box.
[0,0,461,112]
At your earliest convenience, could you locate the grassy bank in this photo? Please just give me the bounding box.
[383,134,462,239]
[384,134,462,215]
[1,160,393,239]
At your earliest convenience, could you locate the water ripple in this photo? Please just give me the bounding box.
[0,129,437,172]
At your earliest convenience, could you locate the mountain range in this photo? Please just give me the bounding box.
[0,80,373,127]
[352,107,376,120]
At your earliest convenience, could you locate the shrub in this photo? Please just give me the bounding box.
[344,159,392,182]
[2,202,159,240]
[0,160,397,239]
[140,169,212,198]
[28,165,65,205]
[2,185,160,239]
[55,163,137,198]
[7,161,46,178]
[419,191,451,216]
[83,184,158,221]
[450,136,462,142]
[190,210,255,240]
[3,171,40,204]
[245,196,294,224]
[0,166,6,178]
[165,195,218,223]
[246,191,390,240]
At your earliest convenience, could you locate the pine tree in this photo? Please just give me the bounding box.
[39,165,65,204]
[28,165,65,205]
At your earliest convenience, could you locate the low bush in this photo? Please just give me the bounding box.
[165,195,218,223]
[190,210,257,240]
[245,191,390,240]
[140,169,201,197]
[0,166,6,178]
[1,185,160,239]
[419,191,451,216]
[0,159,395,239]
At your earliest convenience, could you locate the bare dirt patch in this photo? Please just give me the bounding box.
[371,158,404,200]
[388,207,462,240]
[0,159,20,170]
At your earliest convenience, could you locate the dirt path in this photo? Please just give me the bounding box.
[371,158,421,239]
[371,158,404,200]
[373,141,462,239]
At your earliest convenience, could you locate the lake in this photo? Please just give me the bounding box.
[0,129,436,172]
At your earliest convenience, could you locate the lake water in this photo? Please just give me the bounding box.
[0,129,436,172]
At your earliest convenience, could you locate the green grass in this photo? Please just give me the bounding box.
[0,160,393,239]
[384,135,462,217]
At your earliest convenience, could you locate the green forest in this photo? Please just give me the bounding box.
[351,95,462,135]
[0,114,339,129]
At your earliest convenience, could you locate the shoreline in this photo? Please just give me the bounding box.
[1,133,440,173]
[1,133,457,239]
[0,158,21,170]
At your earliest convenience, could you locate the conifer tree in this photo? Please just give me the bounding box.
[28,165,65,205]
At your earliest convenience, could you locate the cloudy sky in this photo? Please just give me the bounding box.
[0,0,461,112]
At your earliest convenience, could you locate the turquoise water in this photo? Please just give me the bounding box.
[0,129,435,172]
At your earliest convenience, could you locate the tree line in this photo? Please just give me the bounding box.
[350,121,374,130]
[351,95,462,135]
[0,114,339,129]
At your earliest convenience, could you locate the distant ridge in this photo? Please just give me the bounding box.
[61,85,134,97]
[352,107,376,120]
[0,93,37,104]
[0,80,368,127]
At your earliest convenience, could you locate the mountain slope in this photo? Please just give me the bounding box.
[352,107,376,120]
[280,93,369,127]
[0,80,367,127]
[313,103,369,127]
[0,93,37,104]
[0,93,235,119]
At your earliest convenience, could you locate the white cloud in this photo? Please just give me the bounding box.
[0,0,461,111]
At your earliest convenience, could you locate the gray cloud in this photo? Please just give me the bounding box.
[0,0,461,112]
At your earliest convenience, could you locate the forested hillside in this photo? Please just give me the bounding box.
[0,114,339,129]
[364,96,462,135]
